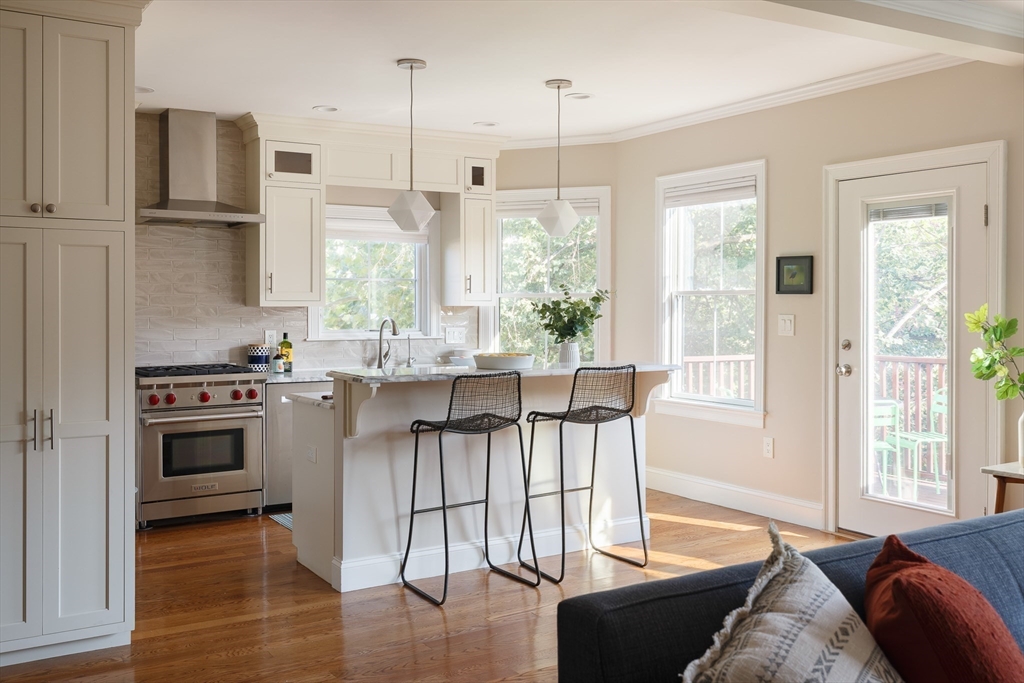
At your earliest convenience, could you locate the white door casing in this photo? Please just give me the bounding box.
[823,141,1007,533]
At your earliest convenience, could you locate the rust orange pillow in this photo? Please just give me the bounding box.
[864,535,1024,683]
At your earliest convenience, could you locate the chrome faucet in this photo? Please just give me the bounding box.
[377,317,400,369]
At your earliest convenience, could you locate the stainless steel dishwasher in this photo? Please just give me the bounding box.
[265,381,333,506]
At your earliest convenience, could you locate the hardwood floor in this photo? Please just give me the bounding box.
[1,491,844,682]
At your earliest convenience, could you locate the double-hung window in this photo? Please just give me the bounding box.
[312,204,431,339]
[491,187,611,363]
[657,161,765,422]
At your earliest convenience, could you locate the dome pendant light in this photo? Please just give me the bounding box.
[537,78,579,238]
[389,59,435,233]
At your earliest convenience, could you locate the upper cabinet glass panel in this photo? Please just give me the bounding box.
[266,140,321,184]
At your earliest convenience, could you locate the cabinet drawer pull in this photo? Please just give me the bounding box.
[466,275,472,293]
[143,410,263,426]
[269,272,274,293]
[45,204,56,214]
[48,408,54,450]
[30,203,41,213]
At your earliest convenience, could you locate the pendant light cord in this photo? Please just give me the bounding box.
[409,65,414,191]
[556,84,561,201]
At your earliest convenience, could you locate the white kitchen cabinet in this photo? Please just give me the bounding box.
[0,227,126,648]
[440,194,495,305]
[463,157,493,195]
[266,140,320,184]
[247,185,325,307]
[0,11,124,222]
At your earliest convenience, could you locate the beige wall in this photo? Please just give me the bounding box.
[498,60,1024,512]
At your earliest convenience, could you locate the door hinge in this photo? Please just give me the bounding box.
[984,204,989,227]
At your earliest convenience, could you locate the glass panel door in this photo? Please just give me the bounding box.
[865,199,951,512]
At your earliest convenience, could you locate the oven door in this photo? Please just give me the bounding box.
[141,407,263,503]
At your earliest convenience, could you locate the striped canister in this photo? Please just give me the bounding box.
[247,344,271,372]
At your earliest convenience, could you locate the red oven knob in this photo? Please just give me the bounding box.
[198,391,212,403]
[245,388,259,400]
[164,393,177,405]
[230,389,243,401]
[147,394,160,406]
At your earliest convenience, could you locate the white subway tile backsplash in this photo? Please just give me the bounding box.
[172,328,219,340]
[149,340,199,353]
[136,329,174,341]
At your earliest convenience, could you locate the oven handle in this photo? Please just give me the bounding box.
[142,410,264,426]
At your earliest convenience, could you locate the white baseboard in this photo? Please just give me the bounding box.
[331,514,650,593]
[0,631,130,667]
[647,467,824,529]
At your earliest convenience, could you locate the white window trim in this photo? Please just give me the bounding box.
[654,160,766,422]
[307,204,442,342]
[482,186,612,360]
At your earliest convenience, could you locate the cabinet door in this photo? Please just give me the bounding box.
[265,186,324,304]
[464,157,492,195]
[266,140,321,184]
[0,228,43,642]
[41,18,124,221]
[0,12,43,218]
[41,229,125,634]
[463,198,493,303]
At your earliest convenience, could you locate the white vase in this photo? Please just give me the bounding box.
[558,341,580,366]
[1018,410,1024,467]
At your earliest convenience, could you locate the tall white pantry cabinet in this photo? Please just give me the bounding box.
[0,0,142,666]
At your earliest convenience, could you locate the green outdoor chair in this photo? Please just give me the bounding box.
[873,400,901,497]
[887,388,948,500]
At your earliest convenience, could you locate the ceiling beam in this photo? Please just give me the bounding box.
[702,0,1023,67]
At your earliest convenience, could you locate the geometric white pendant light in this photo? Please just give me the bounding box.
[537,78,579,238]
[389,58,435,232]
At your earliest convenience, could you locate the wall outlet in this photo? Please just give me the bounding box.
[778,315,795,336]
[306,445,317,463]
[445,326,467,344]
[763,437,774,459]
[264,330,277,346]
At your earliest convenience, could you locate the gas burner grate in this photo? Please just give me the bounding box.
[135,363,254,378]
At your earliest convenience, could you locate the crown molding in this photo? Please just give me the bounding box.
[0,0,150,26]
[502,53,969,150]
[235,112,508,146]
[857,0,1024,38]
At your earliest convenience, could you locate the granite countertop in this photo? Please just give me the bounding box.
[266,370,335,384]
[285,391,335,410]
[327,362,677,385]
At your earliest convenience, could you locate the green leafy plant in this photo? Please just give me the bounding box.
[532,286,610,345]
[965,304,1024,401]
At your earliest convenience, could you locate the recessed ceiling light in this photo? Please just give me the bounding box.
[473,121,498,127]
[135,86,154,94]
[312,105,338,113]
[565,92,593,100]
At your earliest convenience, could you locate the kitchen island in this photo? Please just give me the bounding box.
[288,363,674,593]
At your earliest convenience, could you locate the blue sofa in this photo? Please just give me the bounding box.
[557,510,1024,683]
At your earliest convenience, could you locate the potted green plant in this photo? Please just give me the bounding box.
[533,286,610,365]
[965,304,1024,466]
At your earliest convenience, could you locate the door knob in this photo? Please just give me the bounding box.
[836,364,852,377]
[45,204,56,214]
[30,203,41,213]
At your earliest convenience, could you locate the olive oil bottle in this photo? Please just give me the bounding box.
[278,333,293,372]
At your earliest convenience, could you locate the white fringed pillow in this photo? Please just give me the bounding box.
[681,523,903,683]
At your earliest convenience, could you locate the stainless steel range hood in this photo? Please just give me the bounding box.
[136,109,265,227]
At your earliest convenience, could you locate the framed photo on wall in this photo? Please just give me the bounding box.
[776,255,813,294]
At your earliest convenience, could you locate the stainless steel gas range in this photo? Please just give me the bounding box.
[136,364,266,526]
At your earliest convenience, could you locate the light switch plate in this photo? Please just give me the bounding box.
[445,326,467,344]
[264,330,277,346]
[778,315,795,337]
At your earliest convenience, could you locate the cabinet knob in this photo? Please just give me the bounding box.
[466,186,472,192]
[30,203,41,213]
[268,172,275,179]
[45,204,56,214]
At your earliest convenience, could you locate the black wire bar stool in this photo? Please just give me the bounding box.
[517,364,648,583]
[399,371,541,606]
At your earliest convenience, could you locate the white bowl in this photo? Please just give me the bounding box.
[449,355,476,367]
[473,353,535,370]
